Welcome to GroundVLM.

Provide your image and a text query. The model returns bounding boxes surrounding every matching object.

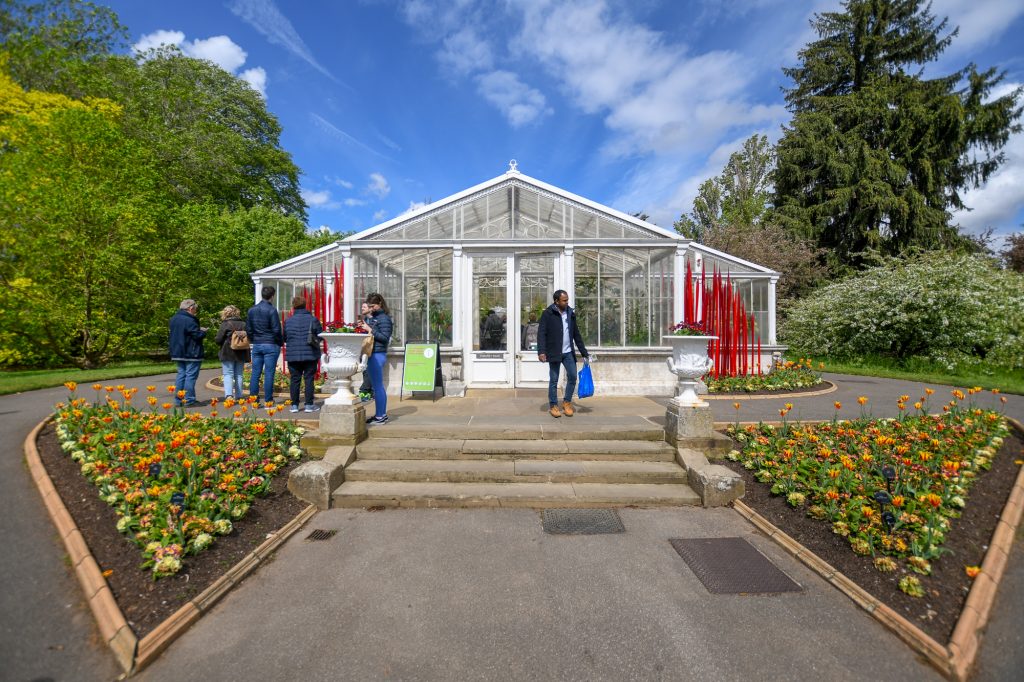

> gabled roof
[344,164,684,242]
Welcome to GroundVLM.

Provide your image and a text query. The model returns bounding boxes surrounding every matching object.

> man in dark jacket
[246,285,283,407]
[169,299,207,407]
[282,295,323,413]
[537,289,589,418]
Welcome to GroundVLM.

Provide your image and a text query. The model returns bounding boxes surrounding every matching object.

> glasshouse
[252,162,782,396]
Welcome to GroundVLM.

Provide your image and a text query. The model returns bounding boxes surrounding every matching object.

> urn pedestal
[319,333,370,439]
[663,335,717,444]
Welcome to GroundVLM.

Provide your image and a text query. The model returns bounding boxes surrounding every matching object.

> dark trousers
[288,360,317,407]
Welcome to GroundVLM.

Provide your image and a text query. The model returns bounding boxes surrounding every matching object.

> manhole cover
[669,537,802,594]
[542,508,625,535]
[305,529,338,542]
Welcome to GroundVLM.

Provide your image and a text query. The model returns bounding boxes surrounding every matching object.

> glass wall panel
[485,188,512,239]
[650,248,675,341]
[404,218,429,240]
[624,249,650,346]
[430,211,454,239]
[538,194,564,239]
[599,251,623,346]
[574,208,599,238]
[598,217,625,239]
[573,249,599,347]
[463,194,489,239]
[515,187,540,239]
[428,251,454,344]
[352,251,380,310]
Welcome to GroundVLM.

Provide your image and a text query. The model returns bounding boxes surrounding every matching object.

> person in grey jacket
[282,295,323,413]
[213,305,248,399]
[246,285,282,407]
[364,293,393,425]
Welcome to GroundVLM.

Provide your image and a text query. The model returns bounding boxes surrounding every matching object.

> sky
[102,0,1024,243]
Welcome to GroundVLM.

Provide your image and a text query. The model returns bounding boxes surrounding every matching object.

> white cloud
[344,198,368,207]
[476,70,552,127]
[301,188,334,208]
[133,29,185,54]
[438,27,493,76]
[402,200,428,216]
[931,0,1024,56]
[185,35,248,72]
[372,209,389,222]
[134,30,267,96]
[330,177,354,189]
[239,67,267,96]
[952,129,1024,238]
[311,114,392,160]
[367,172,391,198]
[228,0,334,80]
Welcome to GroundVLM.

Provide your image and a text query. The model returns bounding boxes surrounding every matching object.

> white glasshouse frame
[252,163,781,394]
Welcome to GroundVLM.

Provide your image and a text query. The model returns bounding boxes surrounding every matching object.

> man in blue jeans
[168,299,207,406]
[246,285,283,407]
[537,289,589,418]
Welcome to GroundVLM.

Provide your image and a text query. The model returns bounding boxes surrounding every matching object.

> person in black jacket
[537,289,589,418]
[214,305,249,399]
[364,292,393,425]
[168,299,207,407]
[283,295,323,413]
[246,285,283,407]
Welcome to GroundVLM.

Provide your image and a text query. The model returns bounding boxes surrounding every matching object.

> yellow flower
[64,381,77,391]
[857,396,868,405]
[965,566,981,579]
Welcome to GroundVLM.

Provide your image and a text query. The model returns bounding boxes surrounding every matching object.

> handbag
[229,329,250,351]
[578,363,594,399]
[360,333,374,357]
[306,321,318,347]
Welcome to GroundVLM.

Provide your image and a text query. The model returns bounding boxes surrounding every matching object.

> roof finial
[508,159,519,173]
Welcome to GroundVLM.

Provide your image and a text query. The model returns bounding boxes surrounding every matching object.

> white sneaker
[289,405,299,413]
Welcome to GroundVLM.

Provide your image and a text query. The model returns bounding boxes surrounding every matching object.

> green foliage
[1002,232,1024,273]
[782,253,1024,370]
[0,94,178,368]
[774,0,1022,268]
[707,359,822,393]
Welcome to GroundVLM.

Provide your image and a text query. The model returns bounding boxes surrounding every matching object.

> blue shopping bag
[578,363,594,399]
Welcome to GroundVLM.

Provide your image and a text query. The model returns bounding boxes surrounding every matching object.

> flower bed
[707,357,823,393]
[726,388,1010,597]
[54,383,304,578]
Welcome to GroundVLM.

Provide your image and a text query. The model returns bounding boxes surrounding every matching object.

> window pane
[473,256,507,351]
[624,249,650,346]
[538,194,564,239]
[574,208,598,238]
[651,248,675,341]
[573,249,599,346]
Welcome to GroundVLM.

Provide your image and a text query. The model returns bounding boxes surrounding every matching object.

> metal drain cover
[669,537,802,594]
[305,529,338,541]
[542,508,625,535]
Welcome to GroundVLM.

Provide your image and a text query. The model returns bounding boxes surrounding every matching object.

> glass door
[514,253,556,387]
[468,255,511,385]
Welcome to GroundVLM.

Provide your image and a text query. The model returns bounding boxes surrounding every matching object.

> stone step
[343,459,688,484]
[331,481,700,509]
[355,439,677,461]
[363,417,665,442]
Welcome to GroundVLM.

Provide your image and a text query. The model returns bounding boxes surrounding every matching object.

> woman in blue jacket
[364,293,393,425]
[282,295,323,413]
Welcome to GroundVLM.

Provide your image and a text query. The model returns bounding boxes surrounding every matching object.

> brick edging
[24,416,318,676]
[733,414,1024,681]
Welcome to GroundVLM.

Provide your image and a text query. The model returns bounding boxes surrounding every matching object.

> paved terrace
[1,372,1022,680]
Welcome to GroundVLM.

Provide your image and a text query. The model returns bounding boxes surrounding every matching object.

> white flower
[80,462,96,475]
[213,519,233,535]
[951,495,966,508]
[153,555,182,576]
[116,517,133,533]
[191,533,213,551]
[104,493,119,504]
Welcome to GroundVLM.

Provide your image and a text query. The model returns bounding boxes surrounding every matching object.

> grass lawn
[0,360,177,395]
[820,356,1024,395]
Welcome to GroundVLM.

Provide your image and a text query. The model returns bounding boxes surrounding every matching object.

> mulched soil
[708,380,831,398]
[723,426,1023,643]
[36,423,309,639]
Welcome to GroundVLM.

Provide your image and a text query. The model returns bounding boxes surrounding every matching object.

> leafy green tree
[172,203,336,319]
[676,135,775,241]
[0,0,125,93]
[0,72,177,368]
[774,0,1022,267]
[1002,232,1024,273]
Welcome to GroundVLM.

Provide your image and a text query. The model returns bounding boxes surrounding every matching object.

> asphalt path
[1,370,1021,681]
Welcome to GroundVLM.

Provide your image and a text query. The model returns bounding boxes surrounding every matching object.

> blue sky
[103,0,1024,241]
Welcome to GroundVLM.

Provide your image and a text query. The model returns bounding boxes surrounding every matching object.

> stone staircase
[328,418,699,508]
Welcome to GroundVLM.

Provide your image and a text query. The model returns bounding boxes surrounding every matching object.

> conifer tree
[774,0,1022,267]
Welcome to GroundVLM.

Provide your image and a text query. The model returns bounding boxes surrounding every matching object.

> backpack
[229,329,250,351]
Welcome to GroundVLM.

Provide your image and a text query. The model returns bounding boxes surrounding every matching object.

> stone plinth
[664,402,714,446]
[676,447,744,507]
[288,445,356,509]
[319,402,368,440]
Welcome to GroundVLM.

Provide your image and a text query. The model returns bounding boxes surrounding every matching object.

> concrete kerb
[702,380,838,400]
[732,415,1024,681]
[23,415,318,676]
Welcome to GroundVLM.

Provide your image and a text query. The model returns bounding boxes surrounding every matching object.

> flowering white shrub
[782,253,1024,369]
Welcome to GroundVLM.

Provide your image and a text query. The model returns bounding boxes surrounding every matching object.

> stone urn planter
[663,335,716,406]
[321,332,370,406]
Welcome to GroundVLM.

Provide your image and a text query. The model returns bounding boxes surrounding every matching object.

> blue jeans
[548,353,578,407]
[249,343,280,403]
[221,360,245,398]
[367,352,388,418]
[175,360,201,405]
